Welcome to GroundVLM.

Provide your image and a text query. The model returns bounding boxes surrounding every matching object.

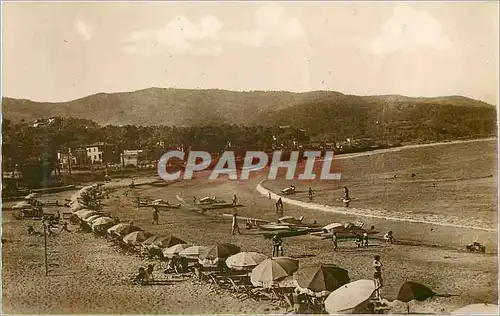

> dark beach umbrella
[151,236,187,249]
[397,281,436,303]
[114,225,142,237]
[398,281,442,314]
[293,263,350,297]
[200,243,241,261]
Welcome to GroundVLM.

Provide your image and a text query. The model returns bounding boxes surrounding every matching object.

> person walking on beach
[373,255,383,300]
[332,232,338,251]
[272,235,283,257]
[343,186,350,200]
[152,209,159,225]
[275,197,284,214]
[363,232,369,247]
[231,213,241,235]
[308,187,314,201]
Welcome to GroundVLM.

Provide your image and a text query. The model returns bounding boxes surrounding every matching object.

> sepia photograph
[1,1,498,315]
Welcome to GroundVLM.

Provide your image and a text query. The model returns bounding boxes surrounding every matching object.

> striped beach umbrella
[251,257,299,288]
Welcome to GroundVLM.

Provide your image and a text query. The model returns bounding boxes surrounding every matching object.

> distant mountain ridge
[2,88,495,128]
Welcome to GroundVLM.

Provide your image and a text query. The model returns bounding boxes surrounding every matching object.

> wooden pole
[44,223,48,276]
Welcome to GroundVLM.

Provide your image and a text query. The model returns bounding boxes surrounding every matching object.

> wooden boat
[259,224,292,231]
[262,228,310,238]
[149,203,182,210]
[222,214,270,224]
[199,203,242,210]
[150,180,169,187]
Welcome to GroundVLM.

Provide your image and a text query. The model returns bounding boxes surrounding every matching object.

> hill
[255,94,497,142]
[2,88,497,142]
[1,88,347,126]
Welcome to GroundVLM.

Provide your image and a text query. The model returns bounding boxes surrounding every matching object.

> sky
[2,1,499,105]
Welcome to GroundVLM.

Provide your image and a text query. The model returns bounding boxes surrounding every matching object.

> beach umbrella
[142,235,163,248]
[293,263,350,297]
[179,246,208,260]
[12,201,32,209]
[73,209,90,218]
[451,303,498,315]
[115,225,142,237]
[85,215,102,223]
[324,279,376,314]
[251,257,299,288]
[397,281,436,303]
[397,281,437,313]
[24,193,40,200]
[163,244,192,259]
[91,217,115,228]
[199,243,241,265]
[71,202,86,212]
[142,235,186,249]
[79,210,98,220]
[226,252,268,271]
[107,223,129,235]
[123,231,152,245]
[151,236,187,249]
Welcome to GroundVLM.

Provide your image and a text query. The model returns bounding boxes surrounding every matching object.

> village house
[121,149,146,167]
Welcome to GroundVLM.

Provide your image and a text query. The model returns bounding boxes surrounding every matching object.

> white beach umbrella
[91,217,115,229]
[179,246,207,260]
[107,223,129,235]
[226,252,268,271]
[324,279,376,314]
[85,215,102,223]
[163,244,192,259]
[451,304,498,315]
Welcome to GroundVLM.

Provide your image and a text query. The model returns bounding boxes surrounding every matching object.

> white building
[85,143,107,163]
[121,149,145,167]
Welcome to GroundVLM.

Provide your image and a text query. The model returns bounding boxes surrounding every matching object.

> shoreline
[257,181,495,232]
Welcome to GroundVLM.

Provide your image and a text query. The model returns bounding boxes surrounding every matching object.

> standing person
[343,186,350,200]
[232,194,238,206]
[231,213,241,235]
[308,187,314,201]
[152,208,159,225]
[272,235,282,257]
[292,288,302,314]
[363,232,369,247]
[373,255,383,300]
[268,192,272,199]
[332,232,338,251]
[193,196,197,205]
[276,197,284,213]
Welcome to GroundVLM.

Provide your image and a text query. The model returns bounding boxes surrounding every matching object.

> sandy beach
[2,139,498,314]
